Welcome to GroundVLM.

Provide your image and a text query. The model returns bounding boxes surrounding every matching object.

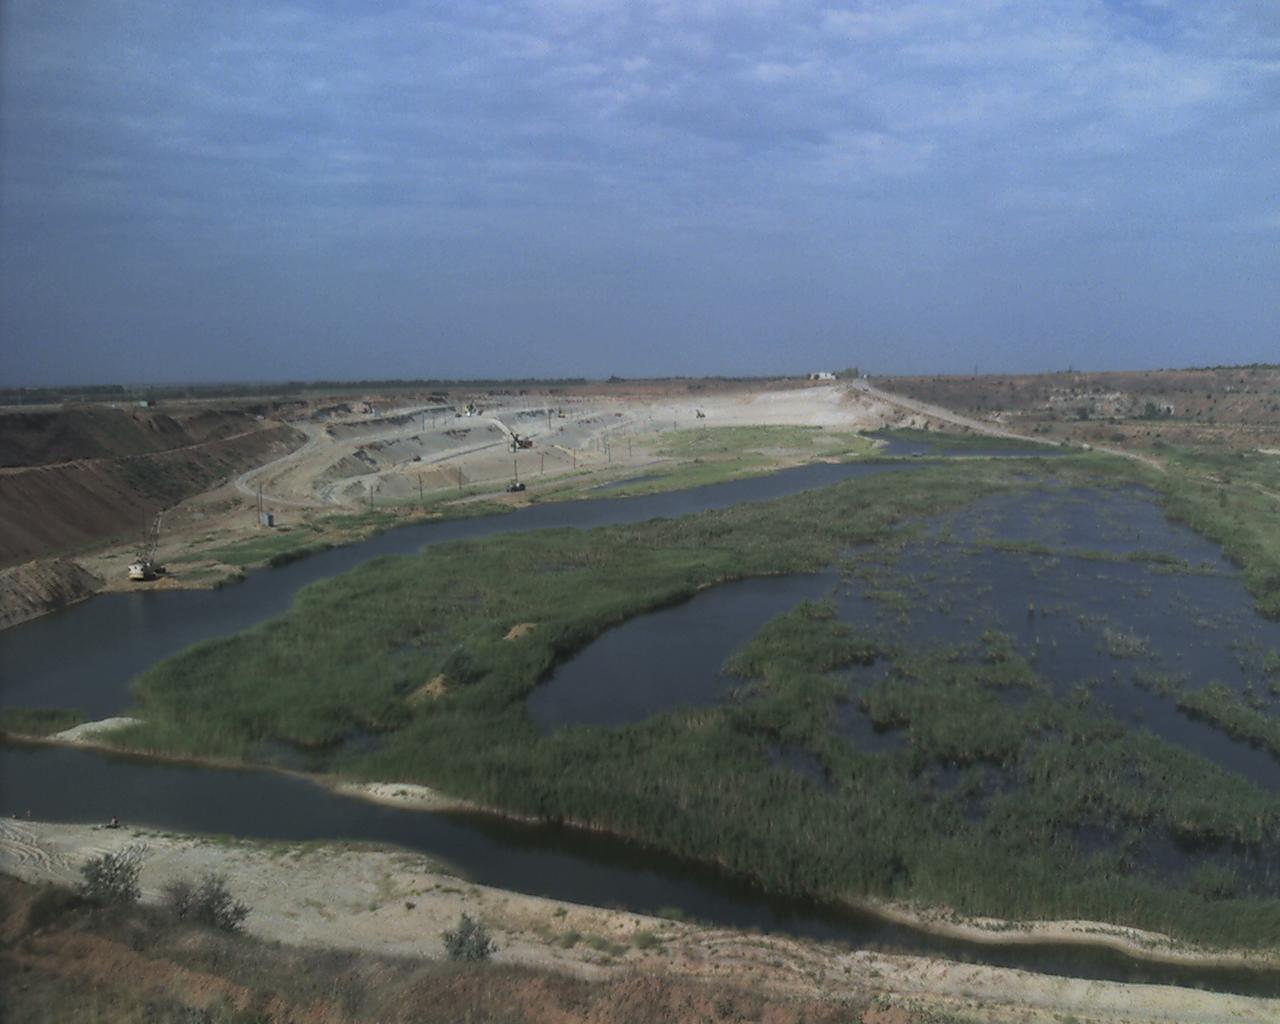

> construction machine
[128,512,165,581]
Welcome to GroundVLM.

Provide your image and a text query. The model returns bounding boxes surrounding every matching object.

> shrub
[632,929,661,950]
[27,884,83,931]
[79,845,144,906]
[442,913,494,961]
[161,877,196,919]
[162,873,250,931]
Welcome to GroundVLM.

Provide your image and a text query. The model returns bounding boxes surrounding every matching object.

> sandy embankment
[2,819,1277,1024]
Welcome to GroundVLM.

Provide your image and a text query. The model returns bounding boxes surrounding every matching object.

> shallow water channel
[4,741,1279,995]
[0,459,909,716]
[4,460,1280,994]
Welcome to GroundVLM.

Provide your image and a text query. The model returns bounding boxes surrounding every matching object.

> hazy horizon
[3,2,1278,387]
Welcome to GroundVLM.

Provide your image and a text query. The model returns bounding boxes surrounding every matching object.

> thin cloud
[1,0,1277,381]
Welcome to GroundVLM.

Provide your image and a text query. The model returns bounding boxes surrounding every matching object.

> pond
[528,572,837,731]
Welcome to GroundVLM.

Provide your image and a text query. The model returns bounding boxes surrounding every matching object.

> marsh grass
[0,707,86,737]
[110,455,1280,947]
[1155,444,1280,619]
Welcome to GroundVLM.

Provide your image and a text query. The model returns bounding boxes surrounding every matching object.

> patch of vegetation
[1155,443,1280,619]
[111,455,1280,948]
[118,461,1021,756]
[1174,683,1280,759]
[443,912,495,961]
[0,707,86,737]
[632,928,662,950]
[79,846,143,906]
[204,530,330,567]
[161,873,251,931]
[873,427,1062,454]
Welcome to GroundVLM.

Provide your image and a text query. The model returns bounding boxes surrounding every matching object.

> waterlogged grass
[121,462,1025,757]
[0,708,86,737]
[111,453,1280,948]
[1135,677,1280,760]
[201,503,509,570]
[1155,443,1280,619]
[205,530,334,568]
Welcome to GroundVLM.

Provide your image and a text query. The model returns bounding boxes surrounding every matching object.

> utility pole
[540,452,545,475]
[418,474,424,506]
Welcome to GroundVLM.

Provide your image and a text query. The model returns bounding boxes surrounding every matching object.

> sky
[1,1,1278,385]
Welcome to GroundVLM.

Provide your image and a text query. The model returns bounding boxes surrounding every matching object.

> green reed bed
[107,454,1280,948]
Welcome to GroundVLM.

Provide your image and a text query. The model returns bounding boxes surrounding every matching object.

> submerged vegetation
[1154,443,1280,619]
[108,450,1280,948]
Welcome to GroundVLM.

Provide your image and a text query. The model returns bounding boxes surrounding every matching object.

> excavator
[127,512,166,581]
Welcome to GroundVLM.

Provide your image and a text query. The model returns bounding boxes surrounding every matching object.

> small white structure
[809,371,836,381]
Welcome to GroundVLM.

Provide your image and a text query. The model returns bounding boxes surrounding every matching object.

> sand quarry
[60,379,948,597]
[233,381,910,510]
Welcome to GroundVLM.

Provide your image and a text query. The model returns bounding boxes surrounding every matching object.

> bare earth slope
[0,559,103,630]
[0,407,305,565]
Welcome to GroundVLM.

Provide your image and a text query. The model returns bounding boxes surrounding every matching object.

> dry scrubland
[873,365,1280,453]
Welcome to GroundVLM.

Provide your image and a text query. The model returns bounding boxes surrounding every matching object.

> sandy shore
[15,720,1280,979]
[2,819,1276,1023]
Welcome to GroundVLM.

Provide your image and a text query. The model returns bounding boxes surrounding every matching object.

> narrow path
[233,424,330,508]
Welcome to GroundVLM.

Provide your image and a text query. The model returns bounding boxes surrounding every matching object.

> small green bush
[442,913,494,961]
[79,846,144,906]
[632,930,661,950]
[162,873,250,931]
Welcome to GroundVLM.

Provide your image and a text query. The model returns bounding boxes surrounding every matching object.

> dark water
[0,460,913,717]
[3,742,1278,995]
[834,489,1280,789]
[528,572,837,731]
